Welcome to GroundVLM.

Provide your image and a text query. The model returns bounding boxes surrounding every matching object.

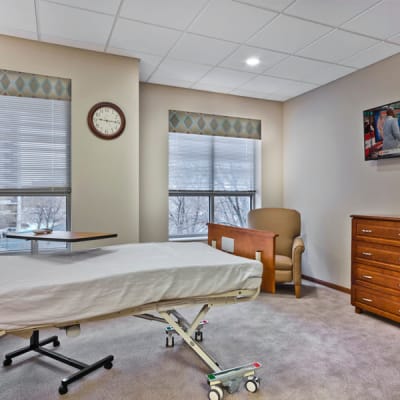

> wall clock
[87,102,126,140]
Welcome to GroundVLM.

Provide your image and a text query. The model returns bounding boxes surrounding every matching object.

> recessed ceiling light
[246,57,260,67]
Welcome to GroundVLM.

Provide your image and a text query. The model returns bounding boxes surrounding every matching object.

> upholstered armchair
[247,208,305,298]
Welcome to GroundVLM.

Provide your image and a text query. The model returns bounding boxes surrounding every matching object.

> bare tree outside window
[168,132,259,239]
[0,196,67,252]
[22,197,66,230]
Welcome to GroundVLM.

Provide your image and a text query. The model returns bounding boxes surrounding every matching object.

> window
[0,73,71,253]
[169,132,260,239]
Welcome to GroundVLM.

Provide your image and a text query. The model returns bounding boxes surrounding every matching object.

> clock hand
[97,118,118,123]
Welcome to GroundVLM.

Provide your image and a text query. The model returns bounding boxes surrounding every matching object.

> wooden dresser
[351,215,400,323]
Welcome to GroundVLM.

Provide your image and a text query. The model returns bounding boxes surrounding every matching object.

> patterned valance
[0,69,71,101]
[169,110,261,139]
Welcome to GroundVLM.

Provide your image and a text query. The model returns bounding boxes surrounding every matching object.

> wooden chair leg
[295,284,301,298]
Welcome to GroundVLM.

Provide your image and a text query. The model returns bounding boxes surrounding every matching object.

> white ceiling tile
[196,67,256,89]
[108,48,162,81]
[231,87,288,101]
[298,29,379,62]
[138,53,163,81]
[188,0,277,42]
[39,1,114,46]
[390,32,400,45]
[265,56,355,84]
[148,76,193,89]
[120,0,209,30]
[234,0,295,12]
[285,0,380,26]
[192,81,236,93]
[341,42,400,68]
[343,1,400,39]
[42,0,121,14]
[248,15,332,54]
[168,33,239,65]
[0,0,37,39]
[40,35,106,52]
[220,45,287,73]
[110,19,181,56]
[240,74,317,97]
[3,0,400,101]
[150,58,212,82]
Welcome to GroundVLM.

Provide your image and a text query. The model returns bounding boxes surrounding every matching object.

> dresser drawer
[354,264,400,291]
[355,220,400,241]
[354,286,400,316]
[354,242,400,266]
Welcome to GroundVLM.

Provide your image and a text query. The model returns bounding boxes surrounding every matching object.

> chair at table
[247,208,305,298]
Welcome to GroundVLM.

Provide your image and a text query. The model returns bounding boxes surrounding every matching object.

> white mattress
[0,242,262,332]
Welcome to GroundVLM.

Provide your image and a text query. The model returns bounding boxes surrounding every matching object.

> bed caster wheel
[53,339,60,347]
[195,331,203,342]
[3,358,12,367]
[245,376,260,393]
[208,385,224,400]
[104,361,113,370]
[58,385,68,395]
[166,336,174,348]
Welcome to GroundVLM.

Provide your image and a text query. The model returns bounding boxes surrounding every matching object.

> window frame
[0,70,71,253]
[168,190,256,240]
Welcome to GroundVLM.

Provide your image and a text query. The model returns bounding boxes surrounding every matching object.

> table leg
[31,240,39,255]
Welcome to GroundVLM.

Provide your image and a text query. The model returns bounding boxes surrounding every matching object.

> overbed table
[5,231,118,254]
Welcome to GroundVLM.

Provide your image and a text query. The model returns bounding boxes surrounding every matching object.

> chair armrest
[292,236,305,285]
[292,236,305,257]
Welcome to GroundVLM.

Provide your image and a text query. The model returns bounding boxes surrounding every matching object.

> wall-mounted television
[363,101,400,160]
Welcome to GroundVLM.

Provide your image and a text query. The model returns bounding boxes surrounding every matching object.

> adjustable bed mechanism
[2,288,261,398]
[135,290,262,400]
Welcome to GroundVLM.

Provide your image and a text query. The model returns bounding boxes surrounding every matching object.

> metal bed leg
[2,330,114,395]
[160,310,221,372]
[159,309,262,400]
[136,305,263,399]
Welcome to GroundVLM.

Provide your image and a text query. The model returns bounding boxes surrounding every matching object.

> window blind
[0,95,71,193]
[169,132,257,192]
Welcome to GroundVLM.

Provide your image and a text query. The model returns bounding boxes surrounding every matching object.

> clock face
[88,102,126,140]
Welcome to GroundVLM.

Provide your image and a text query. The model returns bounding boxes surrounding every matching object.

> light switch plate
[221,236,234,253]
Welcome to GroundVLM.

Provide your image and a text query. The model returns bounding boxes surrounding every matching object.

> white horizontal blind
[0,95,71,193]
[169,133,257,191]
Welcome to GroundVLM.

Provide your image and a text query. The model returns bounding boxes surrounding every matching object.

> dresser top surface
[351,215,400,222]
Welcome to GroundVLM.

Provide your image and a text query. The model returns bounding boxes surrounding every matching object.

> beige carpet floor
[1,282,399,400]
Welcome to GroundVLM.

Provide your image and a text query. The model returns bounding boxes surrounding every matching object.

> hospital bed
[1,223,276,399]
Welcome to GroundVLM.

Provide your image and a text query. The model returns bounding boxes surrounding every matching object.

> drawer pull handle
[362,275,373,279]
[361,229,372,233]
[362,252,372,256]
[362,298,373,303]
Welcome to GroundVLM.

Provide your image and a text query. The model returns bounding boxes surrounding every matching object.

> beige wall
[139,83,283,242]
[0,35,140,246]
[283,53,400,288]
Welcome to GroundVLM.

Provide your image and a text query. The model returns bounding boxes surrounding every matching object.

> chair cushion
[275,254,293,271]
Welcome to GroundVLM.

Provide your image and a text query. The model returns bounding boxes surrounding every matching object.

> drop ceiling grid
[2,0,400,100]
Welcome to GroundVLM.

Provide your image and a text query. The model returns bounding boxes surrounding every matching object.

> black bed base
[3,330,114,395]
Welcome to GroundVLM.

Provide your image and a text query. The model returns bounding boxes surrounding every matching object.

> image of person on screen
[382,107,400,150]
[376,110,385,141]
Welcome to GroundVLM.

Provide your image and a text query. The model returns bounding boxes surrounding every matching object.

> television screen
[363,101,400,160]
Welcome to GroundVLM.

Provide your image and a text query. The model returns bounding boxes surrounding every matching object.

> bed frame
[207,223,277,293]
[2,224,277,399]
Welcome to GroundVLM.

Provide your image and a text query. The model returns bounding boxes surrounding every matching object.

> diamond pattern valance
[0,69,71,101]
[169,110,261,139]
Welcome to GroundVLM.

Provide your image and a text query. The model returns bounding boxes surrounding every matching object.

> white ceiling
[2,0,400,101]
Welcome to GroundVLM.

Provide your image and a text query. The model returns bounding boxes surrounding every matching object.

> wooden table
[5,231,118,254]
